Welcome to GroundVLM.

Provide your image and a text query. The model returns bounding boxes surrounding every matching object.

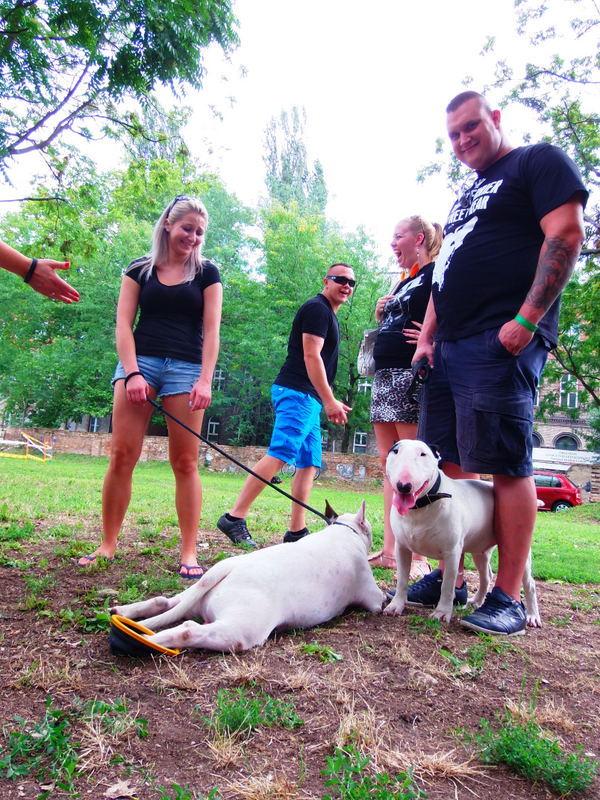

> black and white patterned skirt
[370,367,419,424]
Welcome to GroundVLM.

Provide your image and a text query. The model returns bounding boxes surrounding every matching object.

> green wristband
[515,313,538,333]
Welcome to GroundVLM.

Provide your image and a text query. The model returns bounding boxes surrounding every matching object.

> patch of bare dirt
[0,523,598,800]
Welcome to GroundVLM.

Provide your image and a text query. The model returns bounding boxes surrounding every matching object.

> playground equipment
[0,431,54,462]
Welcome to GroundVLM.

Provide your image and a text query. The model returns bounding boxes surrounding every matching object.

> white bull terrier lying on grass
[111,502,386,652]
[383,440,541,629]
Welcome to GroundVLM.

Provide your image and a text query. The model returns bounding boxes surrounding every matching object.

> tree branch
[7,62,94,153]
[527,68,600,86]
[0,196,67,203]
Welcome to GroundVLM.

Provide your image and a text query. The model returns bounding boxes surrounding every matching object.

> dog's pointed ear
[324,500,338,523]
[356,500,367,527]
[429,443,442,462]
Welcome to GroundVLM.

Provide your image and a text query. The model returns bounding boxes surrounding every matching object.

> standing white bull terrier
[111,502,386,652]
[383,440,541,630]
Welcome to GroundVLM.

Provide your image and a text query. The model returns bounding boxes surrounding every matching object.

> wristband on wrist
[124,371,144,387]
[514,313,538,333]
[23,258,38,283]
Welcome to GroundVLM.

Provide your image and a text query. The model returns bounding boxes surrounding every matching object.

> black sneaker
[460,587,526,636]
[386,568,468,606]
[217,514,258,547]
[283,527,310,543]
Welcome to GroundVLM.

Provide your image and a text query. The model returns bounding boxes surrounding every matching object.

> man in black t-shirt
[414,91,587,635]
[217,263,354,546]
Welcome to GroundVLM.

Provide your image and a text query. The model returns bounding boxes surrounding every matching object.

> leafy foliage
[0,150,252,427]
[264,107,328,213]
[204,685,303,735]
[0,0,238,176]
[461,711,597,794]
[323,747,425,800]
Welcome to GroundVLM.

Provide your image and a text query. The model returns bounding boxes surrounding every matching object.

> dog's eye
[420,452,427,457]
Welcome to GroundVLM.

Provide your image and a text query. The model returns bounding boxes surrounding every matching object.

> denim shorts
[112,355,201,397]
[418,328,549,477]
[267,385,323,469]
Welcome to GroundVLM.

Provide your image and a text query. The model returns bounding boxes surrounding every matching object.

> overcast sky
[180,0,535,263]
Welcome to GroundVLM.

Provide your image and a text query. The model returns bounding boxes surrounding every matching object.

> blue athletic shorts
[267,385,323,469]
[112,355,201,397]
[418,328,549,477]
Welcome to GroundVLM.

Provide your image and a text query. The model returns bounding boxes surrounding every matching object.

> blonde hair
[139,196,209,282]
[403,215,444,260]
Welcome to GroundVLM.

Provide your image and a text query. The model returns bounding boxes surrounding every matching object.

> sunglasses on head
[326,275,356,288]
[166,194,190,216]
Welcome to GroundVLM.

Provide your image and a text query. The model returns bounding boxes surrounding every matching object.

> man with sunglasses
[413,91,587,635]
[218,263,354,546]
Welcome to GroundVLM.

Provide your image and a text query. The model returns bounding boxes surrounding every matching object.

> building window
[555,434,578,451]
[353,431,368,454]
[532,432,542,447]
[357,379,372,394]
[207,418,219,442]
[213,369,225,392]
[559,374,578,409]
[88,416,101,433]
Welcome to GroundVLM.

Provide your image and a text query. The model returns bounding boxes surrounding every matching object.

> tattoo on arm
[525,236,578,311]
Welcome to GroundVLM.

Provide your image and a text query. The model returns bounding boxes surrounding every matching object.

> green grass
[203,685,303,736]
[301,642,344,662]
[0,453,599,583]
[459,711,597,795]
[323,747,425,800]
[0,695,148,796]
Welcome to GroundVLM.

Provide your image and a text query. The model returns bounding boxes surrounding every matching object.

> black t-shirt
[432,143,588,346]
[125,257,221,363]
[273,294,340,401]
[373,262,434,370]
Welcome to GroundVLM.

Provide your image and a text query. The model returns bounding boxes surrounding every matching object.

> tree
[264,107,328,213]
[0,0,238,179]
[0,150,253,427]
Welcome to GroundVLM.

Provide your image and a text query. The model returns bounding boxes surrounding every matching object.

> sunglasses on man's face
[326,275,356,288]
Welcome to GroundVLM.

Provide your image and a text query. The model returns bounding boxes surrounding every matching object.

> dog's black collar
[332,521,358,532]
[412,470,452,509]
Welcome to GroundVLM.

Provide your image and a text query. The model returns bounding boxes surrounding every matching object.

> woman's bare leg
[163,393,204,573]
[79,382,154,564]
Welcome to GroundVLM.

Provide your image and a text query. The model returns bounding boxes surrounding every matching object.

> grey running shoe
[460,587,526,635]
[283,527,310,543]
[217,514,257,547]
[386,568,468,606]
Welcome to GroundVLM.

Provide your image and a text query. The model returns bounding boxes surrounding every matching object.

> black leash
[406,356,431,403]
[147,398,329,524]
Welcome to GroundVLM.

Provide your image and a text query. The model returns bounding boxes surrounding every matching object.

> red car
[534,472,582,512]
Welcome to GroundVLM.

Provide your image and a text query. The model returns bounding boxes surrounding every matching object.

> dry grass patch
[505,698,576,732]
[13,655,84,695]
[334,704,390,770]
[219,651,271,685]
[206,729,247,768]
[390,641,449,682]
[277,665,321,693]
[77,700,147,772]
[154,660,201,692]
[387,747,488,787]
[223,771,311,800]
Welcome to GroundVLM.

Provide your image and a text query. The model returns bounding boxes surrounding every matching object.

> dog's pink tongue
[392,490,417,516]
